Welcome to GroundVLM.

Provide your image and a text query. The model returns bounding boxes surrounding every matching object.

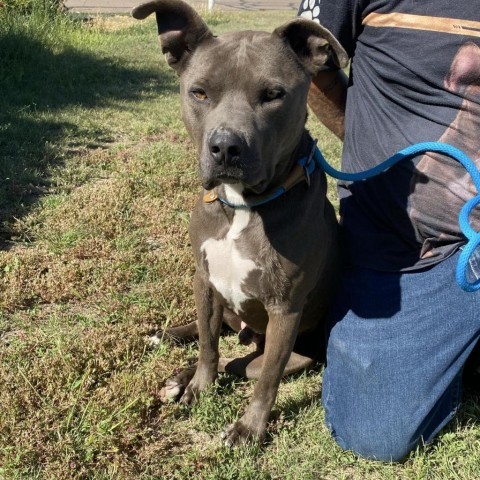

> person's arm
[298,0,368,140]
[308,69,349,140]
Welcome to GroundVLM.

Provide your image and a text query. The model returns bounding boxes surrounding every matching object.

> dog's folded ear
[274,19,348,76]
[132,0,213,73]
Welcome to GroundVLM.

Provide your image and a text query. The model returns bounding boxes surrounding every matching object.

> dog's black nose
[208,129,243,165]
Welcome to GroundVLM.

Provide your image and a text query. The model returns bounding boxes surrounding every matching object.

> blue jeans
[322,249,480,461]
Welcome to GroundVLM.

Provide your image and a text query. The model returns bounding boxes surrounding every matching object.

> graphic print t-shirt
[299,0,480,271]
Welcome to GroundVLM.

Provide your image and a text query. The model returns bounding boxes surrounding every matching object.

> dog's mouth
[201,162,269,193]
[203,175,238,190]
[203,175,269,195]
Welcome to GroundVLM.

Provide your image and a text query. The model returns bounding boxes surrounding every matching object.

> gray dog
[132,0,347,446]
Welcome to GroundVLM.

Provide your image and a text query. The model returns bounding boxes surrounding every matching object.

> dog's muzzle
[201,127,261,189]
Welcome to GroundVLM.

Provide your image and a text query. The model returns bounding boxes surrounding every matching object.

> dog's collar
[203,139,319,209]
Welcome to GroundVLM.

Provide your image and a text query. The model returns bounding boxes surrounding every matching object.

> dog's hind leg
[159,365,197,403]
[151,309,247,347]
[219,351,314,379]
[150,321,200,347]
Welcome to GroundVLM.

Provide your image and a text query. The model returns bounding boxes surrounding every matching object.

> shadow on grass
[0,24,176,249]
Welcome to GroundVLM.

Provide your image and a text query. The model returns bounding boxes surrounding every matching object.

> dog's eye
[263,88,285,102]
[191,89,208,102]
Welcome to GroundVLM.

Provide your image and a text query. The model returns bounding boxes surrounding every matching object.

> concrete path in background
[64,0,298,13]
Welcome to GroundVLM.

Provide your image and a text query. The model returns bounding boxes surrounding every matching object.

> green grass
[0,6,479,480]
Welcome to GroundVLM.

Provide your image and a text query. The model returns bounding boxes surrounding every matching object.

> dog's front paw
[221,419,266,447]
[179,369,217,405]
[179,384,201,405]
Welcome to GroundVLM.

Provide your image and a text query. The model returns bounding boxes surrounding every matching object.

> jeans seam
[322,369,347,448]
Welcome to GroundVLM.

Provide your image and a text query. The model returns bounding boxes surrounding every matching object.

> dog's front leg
[180,272,223,405]
[221,306,301,446]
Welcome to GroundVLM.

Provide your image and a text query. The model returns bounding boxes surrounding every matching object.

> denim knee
[323,372,464,462]
[321,251,479,462]
[327,416,417,462]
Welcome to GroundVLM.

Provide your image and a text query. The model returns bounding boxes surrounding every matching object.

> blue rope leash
[313,141,480,292]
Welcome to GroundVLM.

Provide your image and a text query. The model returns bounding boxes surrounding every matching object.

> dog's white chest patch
[201,188,258,314]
